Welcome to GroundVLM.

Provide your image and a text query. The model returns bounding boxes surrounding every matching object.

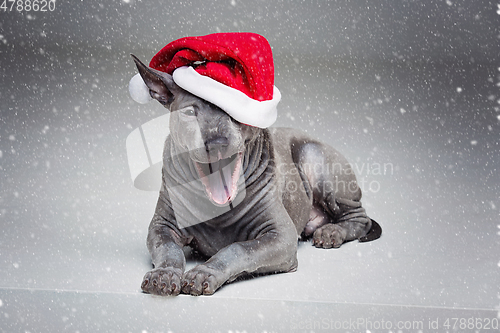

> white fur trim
[172,66,280,128]
[129,73,152,104]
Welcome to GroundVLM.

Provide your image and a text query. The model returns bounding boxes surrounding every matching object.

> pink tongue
[206,160,234,205]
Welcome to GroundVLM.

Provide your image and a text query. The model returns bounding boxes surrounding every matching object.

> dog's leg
[181,204,299,296]
[293,140,378,248]
[312,197,372,248]
[141,214,188,296]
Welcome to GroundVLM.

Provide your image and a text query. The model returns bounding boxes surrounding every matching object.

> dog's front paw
[312,224,347,249]
[141,267,183,296]
[181,265,225,296]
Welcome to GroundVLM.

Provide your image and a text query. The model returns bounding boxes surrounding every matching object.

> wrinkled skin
[132,55,382,296]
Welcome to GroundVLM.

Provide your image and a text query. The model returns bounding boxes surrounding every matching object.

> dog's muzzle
[195,152,243,206]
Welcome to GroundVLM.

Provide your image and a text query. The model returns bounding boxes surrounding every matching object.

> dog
[131,55,381,296]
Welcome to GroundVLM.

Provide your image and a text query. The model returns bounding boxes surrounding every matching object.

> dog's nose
[204,137,229,152]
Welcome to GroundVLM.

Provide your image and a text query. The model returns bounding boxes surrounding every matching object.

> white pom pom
[129,73,152,104]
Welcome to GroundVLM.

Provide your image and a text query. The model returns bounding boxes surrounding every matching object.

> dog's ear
[130,54,179,108]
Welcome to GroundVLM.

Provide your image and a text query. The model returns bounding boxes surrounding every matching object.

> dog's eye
[178,106,196,117]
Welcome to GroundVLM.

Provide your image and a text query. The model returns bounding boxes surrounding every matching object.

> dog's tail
[358,219,382,243]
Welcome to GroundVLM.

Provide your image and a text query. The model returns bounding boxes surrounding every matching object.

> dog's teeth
[196,153,243,206]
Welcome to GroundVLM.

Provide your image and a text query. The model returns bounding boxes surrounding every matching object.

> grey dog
[132,55,382,296]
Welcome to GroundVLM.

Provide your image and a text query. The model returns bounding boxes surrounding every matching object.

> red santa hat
[129,32,281,128]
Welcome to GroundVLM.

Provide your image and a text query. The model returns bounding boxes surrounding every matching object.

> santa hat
[129,32,281,128]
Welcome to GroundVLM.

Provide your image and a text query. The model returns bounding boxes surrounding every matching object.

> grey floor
[1,1,499,332]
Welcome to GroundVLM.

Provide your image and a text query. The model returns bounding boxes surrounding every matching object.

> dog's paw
[141,267,183,296]
[312,224,347,249]
[181,265,225,296]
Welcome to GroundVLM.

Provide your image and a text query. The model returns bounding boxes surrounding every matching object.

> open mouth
[194,152,243,206]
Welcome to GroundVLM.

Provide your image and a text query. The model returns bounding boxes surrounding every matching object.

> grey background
[1,0,499,332]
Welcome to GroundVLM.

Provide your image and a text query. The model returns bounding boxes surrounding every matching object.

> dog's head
[132,55,261,206]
